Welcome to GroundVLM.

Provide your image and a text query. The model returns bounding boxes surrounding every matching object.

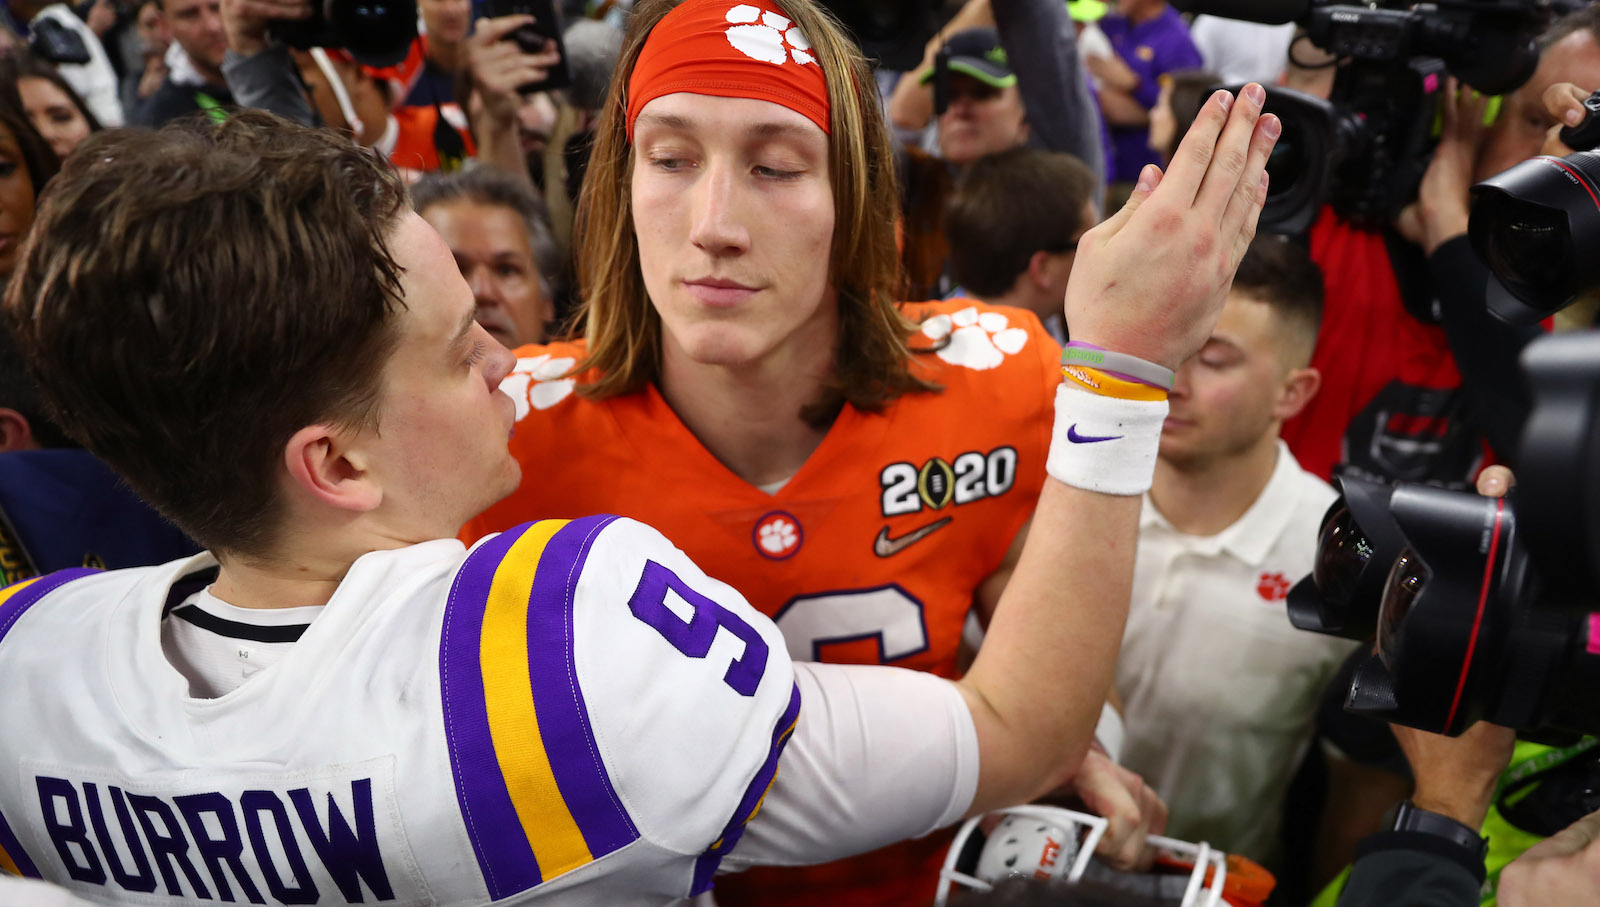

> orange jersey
[463,297,1061,905]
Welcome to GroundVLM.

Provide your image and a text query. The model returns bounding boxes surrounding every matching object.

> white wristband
[1094,702,1125,765]
[1046,383,1169,495]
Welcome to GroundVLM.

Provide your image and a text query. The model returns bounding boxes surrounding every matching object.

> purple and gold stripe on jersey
[440,515,638,900]
[0,569,98,649]
[0,807,40,878]
[0,569,99,878]
[691,683,802,895]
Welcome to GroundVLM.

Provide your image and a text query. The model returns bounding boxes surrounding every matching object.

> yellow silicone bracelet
[1061,365,1170,402]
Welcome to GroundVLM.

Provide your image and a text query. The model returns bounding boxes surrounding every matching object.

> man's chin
[484,458,524,511]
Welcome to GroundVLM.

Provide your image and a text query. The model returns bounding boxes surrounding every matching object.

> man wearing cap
[888,0,1104,298]
[1095,0,1202,184]
[889,0,1102,179]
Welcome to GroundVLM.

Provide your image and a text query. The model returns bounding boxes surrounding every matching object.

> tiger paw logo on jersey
[502,354,578,421]
[724,4,815,65]
[920,306,1031,371]
[753,511,803,559]
[1257,571,1292,602]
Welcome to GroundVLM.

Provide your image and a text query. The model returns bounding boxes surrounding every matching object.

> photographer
[1398,7,1600,464]
[1272,8,1600,494]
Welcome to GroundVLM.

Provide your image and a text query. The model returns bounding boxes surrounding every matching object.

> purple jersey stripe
[0,806,41,878]
[440,524,544,900]
[691,683,803,895]
[0,569,99,649]
[524,514,639,861]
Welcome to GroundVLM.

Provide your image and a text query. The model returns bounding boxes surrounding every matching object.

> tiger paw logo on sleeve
[920,306,1031,371]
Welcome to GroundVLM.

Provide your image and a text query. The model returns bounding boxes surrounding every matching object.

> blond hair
[571,0,936,424]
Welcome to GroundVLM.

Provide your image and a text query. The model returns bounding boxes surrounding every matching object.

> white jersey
[0,516,800,905]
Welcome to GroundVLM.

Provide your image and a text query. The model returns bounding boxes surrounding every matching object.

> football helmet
[935,804,1275,907]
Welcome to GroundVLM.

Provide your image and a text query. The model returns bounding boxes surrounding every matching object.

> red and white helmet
[935,804,1249,907]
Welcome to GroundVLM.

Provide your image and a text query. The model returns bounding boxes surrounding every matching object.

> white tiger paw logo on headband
[725,4,815,65]
[921,306,1031,371]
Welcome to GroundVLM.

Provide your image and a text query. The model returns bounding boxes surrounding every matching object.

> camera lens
[1312,504,1372,605]
[1265,131,1302,202]
[1471,151,1600,321]
[1378,547,1429,665]
[1481,203,1571,292]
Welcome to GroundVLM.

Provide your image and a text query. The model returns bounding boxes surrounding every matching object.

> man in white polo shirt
[1114,234,1358,870]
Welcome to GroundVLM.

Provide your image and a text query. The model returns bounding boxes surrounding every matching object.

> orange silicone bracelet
[1061,365,1170,402]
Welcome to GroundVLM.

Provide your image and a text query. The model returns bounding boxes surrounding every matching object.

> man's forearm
[1098,87,1149,127]
[887,48,938,132]
[993,0,1103,184]
[472,108,536,191]
[958,476,1139,814]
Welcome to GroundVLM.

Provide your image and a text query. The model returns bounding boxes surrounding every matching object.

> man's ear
[1275,366,1322,422]
[1025,249,1057,291]
[282,424,382,514]
[0,409,36,453]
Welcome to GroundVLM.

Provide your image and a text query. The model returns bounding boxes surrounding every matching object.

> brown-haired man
[944,146,1099,343]
[0,2,1276,901]
[1114,235,1356,869]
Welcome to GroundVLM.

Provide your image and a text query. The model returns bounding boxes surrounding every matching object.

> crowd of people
[0,0,1599,905]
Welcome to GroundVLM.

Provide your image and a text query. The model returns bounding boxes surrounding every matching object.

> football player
[462,0,1274,902]
[0,3,1276,906]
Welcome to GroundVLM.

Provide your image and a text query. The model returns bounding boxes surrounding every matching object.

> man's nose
[688,159,752,257]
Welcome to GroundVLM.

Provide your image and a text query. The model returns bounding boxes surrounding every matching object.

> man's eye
[754,166,802,180]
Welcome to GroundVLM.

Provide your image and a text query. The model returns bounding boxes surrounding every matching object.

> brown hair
[0,51,103,140]
[571,0,935,425]
[0,73,58,202]
[4,110,409,557]
[1542,3,1600,48]
[413,167,565,305]
[945,148,1096,298]
[1231,234,1324,366]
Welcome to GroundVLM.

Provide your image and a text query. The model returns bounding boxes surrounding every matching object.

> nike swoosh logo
[874,516,954,558]
[1067,424,1122,443]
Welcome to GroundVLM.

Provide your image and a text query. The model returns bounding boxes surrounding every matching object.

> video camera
[1286,130,1600,739]
[1173,0,1555,234]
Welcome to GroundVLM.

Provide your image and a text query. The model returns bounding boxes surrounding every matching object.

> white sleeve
[721,661,980,870]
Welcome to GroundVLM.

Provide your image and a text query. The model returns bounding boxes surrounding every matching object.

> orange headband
[626,0,831,141]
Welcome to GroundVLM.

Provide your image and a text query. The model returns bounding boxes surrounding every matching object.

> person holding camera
[1280,6,1600,492]
[1395,8,1600,465]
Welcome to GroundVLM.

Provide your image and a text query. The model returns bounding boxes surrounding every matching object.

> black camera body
[1292,332,1600,739]
[1182,0,1552,234]
[272,0,418,68]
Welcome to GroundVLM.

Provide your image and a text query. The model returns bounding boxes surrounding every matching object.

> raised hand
[1063,83,1280,370]
[467,16,563,124]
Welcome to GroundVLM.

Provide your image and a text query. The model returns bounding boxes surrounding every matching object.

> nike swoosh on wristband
[873,516,954,558]
[1067,424,1123,443]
